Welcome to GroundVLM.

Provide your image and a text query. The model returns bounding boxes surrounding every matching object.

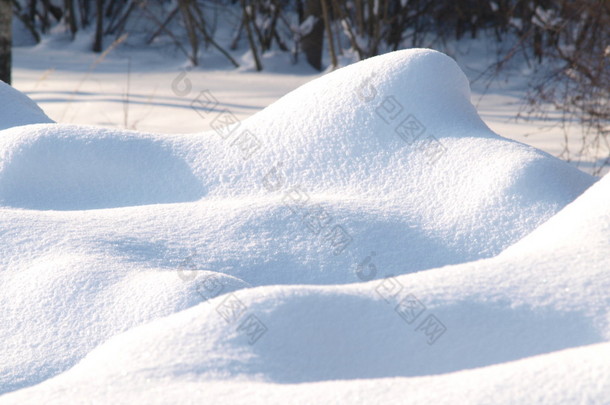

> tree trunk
[92,0,104,52]
[178,0,199,66]
[301,0,324,71]
[64,0,77,38]
[80,0,90,28]
[0,0,12,84]
[320,0,336,69]
[240,0,262,71]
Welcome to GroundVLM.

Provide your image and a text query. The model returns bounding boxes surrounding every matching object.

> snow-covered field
[1,46,609,403]
[12,38,608,175]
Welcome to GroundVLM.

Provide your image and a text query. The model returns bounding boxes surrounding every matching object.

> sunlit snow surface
[1,49,608,404]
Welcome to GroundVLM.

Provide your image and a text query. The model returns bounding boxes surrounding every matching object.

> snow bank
[0,49,595,276]
[0,49,603,402]
[0,125,205,210]
[3,172,609,404]
[0,81,53,130]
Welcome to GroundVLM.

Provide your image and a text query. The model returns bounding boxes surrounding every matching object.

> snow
[0,125,206,210]
[1,48,607,403]
[13,40,607,176]
[0,81,53,130]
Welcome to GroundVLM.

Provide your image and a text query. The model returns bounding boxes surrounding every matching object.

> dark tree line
[0,0,607,170]
[0,0,11,84]
[5,1,606,68]
[518,0,609,171]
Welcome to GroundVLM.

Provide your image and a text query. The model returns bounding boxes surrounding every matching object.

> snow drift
[0,126,206,210]
[0,81,53,130]
[0,49,605,403]
[5,174,609,403]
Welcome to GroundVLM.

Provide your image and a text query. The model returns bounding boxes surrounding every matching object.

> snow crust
[0,49,606,403]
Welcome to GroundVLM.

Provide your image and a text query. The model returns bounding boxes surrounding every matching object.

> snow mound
[4,173,609,403]
[0,82,53,130]
[0,252,249,395]
[0,49,603,402]
[0,49,595,270]
[0,125,206,210]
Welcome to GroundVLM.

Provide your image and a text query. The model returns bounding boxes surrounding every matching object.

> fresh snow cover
[2,163,609,404]
[0,81,53,130]
[13,42,606,174]
[0,49,606,403]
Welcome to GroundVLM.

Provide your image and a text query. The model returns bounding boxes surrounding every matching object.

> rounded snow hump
[0,48,604,401]
[0,81,54,130]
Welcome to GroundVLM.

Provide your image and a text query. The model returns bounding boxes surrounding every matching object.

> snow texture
[0,81,53,130]
[0,49,606,404]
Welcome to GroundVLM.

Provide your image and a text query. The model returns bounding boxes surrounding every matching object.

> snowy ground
[11,40,608,176]
[12,44,316,134]
[1,46,609,403]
